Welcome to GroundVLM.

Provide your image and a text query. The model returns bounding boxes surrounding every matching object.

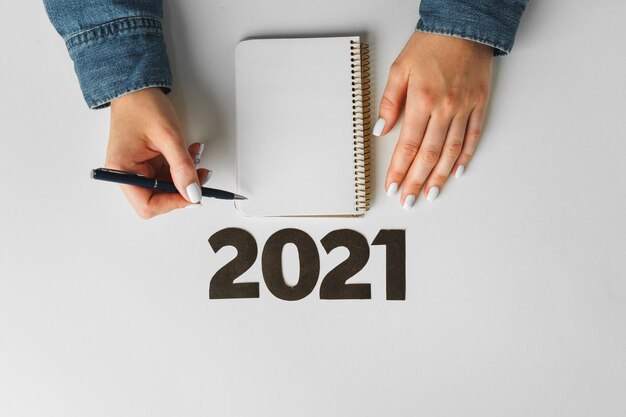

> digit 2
[208,228,259,299]
[319,229,371,299]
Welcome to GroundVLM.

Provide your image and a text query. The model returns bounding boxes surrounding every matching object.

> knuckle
[379,95,396,113]
[443,90,460,110]
[444,142,463,157]
[419,148,441,165]
[418,89,435,110]
[387,62,408,84]
[398,141,420,156]
[405,180,424,194]
[432,174,448,185]
[389,61,404,76]
[466,129,482,143]
[475,85,490,102]
[461,150,474,161]
[387,168,406,180]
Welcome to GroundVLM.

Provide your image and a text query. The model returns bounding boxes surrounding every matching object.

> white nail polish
[455,165,465,178]
[426,187,439,202]
[185,203,202,209]
[186,182,202,203]
[194,143,205,168]
[386,182,399,197]
[372,118,385,137]
[403,195,416,210]
[202,170,213,185]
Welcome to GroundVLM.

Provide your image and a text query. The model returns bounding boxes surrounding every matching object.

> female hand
[374,31,493,209]
[105,88,209,219]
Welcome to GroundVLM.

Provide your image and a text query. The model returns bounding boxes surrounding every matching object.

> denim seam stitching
[90,81,171,109]
[66,17,163,50]
[415,22,511,55]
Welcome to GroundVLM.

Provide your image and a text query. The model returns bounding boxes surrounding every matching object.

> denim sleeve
[44,0,172,109]
[416,0,529,56]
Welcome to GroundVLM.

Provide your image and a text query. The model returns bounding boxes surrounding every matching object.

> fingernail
[403,195,416,210]
[386,182,398,197]
[426,186,439,202]
[455,165,465,178]
[202,170,213,185]
[186,182,202,203]
[185,203,202,209]
[372,118,385,137]
[194,143,205,168]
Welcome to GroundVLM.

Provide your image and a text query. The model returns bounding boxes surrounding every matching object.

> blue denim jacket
[417,0,528,56]
[44,0,528,109]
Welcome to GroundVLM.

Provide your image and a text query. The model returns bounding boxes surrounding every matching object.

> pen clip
[97,168,145,177]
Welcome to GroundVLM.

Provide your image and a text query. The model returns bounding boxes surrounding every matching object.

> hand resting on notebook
[105,88,210,218]
[374,31,493,209]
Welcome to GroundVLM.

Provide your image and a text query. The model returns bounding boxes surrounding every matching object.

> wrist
[415,31,493,58]
[111,87,165,109]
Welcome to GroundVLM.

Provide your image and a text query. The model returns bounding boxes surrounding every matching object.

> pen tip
[234,194,247,200]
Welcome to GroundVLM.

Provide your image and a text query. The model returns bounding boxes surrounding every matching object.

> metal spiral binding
[350,40,371,213]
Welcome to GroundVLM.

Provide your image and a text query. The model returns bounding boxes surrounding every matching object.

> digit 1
[371,230,406,300]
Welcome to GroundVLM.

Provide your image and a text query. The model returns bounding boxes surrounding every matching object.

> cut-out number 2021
[208,228,405,301]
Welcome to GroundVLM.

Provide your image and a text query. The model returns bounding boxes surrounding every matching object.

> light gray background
[1,1,625,416]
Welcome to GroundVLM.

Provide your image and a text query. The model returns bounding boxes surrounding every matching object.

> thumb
[158,133,202,203]
[373,63,409,137]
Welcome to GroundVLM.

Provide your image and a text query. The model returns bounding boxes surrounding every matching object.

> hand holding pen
[105,89,215,218]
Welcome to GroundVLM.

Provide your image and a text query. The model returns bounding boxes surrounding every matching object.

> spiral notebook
[234,36,371,217]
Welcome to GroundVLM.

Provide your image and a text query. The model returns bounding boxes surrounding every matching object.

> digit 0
[261,229,320,301]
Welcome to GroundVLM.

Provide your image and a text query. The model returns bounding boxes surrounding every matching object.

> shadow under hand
[163,1,224,158]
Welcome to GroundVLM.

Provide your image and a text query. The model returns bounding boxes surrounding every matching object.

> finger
[189,142,205,168]
[384,92,431,196]
[373,62,409,137]
[120,185,191,219]
[156,142,206,178]
[452,104,486,178]
[198,168,211,185]
[423,113,469,200]
[189,143,210,184]
[400,114,452,209]
[191,144,211,185]
[156,133,202,203]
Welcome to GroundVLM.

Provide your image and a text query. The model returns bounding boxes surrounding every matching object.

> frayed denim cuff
[416,0,528,56]
[65,16,172,109]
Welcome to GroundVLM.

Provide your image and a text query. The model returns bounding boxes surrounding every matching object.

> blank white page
[235,36,359,216]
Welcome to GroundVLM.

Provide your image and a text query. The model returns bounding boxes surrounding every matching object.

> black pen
[91,168,247,200]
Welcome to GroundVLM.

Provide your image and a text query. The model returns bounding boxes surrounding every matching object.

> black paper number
[372,230,406,300]
[208,228,405,300]
[262,229,320,301]
[319,229,371,299]
[208,228,259,299]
